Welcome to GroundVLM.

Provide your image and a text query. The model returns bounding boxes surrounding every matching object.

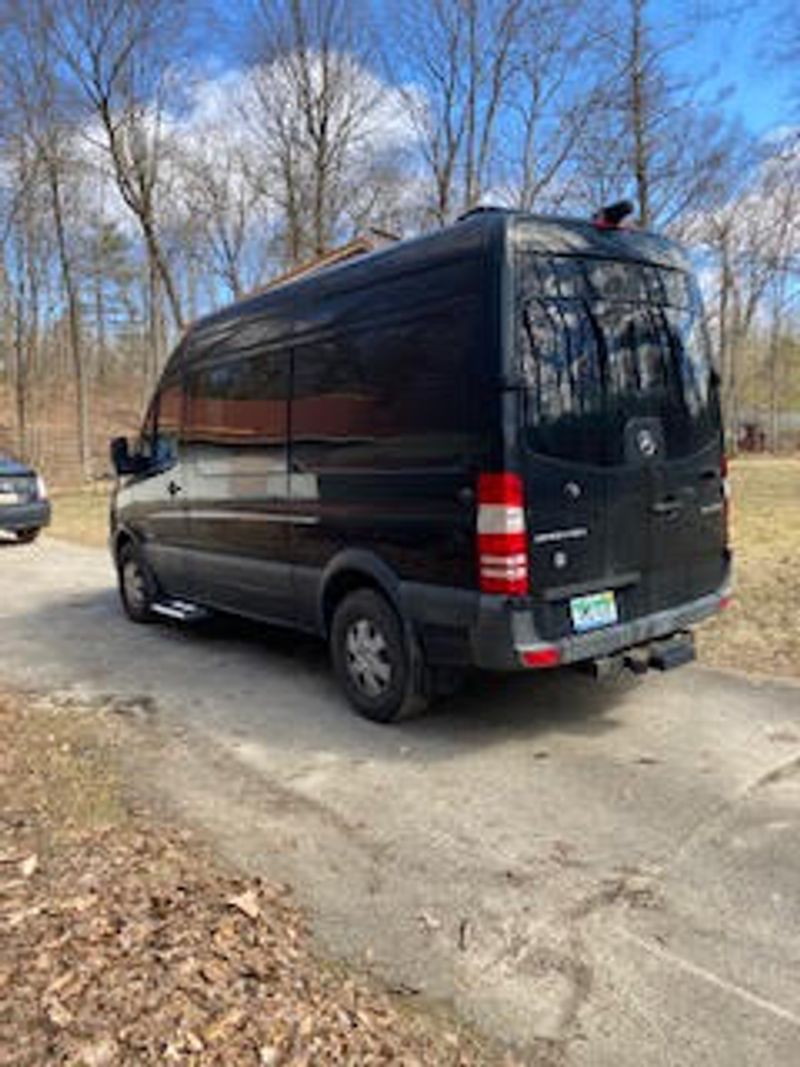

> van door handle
[457,486,475,506]
[167,480,182,497]
[652,498,682,516]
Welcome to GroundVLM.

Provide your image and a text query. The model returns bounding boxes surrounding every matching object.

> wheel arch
[111,524,140,566]
[319,550,404,636]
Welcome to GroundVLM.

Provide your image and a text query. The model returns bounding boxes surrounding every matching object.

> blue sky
[669,1,795,135]
[203,0,794,138]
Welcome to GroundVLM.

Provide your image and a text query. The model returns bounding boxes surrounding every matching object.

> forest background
[1,0,798,484]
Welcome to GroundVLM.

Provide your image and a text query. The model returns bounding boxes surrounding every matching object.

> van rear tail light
[477,472,529,595]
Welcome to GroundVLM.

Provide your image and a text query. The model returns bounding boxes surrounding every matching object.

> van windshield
[515,254,720,465]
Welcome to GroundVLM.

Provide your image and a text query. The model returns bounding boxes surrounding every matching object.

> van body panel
[520,441,727,643]
[124,370,192,595]
[127,478,190,596]
[171,310,295,617]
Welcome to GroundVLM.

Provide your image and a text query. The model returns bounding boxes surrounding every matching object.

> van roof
[508,211,690,271]
[183,209,690,355]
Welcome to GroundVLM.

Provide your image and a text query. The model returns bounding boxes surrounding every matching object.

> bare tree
[1,0,92,475]
[691,136,800,445]
[172,126,272,300]
[395,0,532,223]
[578,0,741,229]
[80,219,139,382]
[507,0,607,211]
[247,0,387,266]
[49,0,187,361]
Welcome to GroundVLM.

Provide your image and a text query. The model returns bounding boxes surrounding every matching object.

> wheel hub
[345,618,392,697]
[122,558,146,611]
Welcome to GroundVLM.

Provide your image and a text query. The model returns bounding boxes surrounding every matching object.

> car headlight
[36,474,48,500]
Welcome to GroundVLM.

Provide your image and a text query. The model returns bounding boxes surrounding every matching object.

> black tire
[117,541,158,624]
[16,528,40,544]
[330,589,429,723]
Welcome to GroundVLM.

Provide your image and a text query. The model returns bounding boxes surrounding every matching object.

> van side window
[139,377,183,468]
[292,300,482,469]
[185,353,289,469]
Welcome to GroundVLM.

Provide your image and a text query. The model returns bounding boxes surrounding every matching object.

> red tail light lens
[477,472,529,595]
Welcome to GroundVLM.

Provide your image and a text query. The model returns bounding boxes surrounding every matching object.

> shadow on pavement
[6,584,628,758]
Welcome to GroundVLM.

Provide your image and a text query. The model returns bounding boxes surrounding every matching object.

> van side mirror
[110,436,140,475]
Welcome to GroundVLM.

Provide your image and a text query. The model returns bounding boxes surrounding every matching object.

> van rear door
[513,251,728,644]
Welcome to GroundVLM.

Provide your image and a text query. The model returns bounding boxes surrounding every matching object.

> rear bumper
[0,500,51,533]
[471,586,729,671]
[404,579,730,672]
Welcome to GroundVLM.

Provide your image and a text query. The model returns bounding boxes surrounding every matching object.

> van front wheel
[117,541,157,624]
[330,589,428,723]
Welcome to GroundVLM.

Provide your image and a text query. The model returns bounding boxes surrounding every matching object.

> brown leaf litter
[0,693,524,1066]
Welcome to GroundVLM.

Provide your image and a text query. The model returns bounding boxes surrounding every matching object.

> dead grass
[48,485,111,548]
[697,455,800,679]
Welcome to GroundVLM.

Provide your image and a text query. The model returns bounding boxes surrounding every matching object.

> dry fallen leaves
[227,887,261,921]
[0,693,517,1067]
[19,853,38,878]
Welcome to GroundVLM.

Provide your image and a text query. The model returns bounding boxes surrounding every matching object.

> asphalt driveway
[2,536,799,1064]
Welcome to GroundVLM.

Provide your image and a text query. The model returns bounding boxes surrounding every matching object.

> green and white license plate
[0,491,19,506]
[570,590,618,633]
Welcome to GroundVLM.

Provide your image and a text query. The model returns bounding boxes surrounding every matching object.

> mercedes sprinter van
[110,207,731,721]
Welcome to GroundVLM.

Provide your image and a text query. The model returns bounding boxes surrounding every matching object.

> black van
[110,208,731,722]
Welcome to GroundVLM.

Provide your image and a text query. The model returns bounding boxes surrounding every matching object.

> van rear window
[516,254,720,465]
[517,255,691,308]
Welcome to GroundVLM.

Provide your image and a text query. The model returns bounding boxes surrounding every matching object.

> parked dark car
[0,453,51,543]
[110,206,731,721]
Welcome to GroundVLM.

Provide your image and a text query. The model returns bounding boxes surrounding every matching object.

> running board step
[151,599,210,622]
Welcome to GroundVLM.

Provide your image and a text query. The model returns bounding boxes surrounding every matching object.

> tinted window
[516,255,692,308]
[139,376,183,467]
[517,254,719,465]
[292,297,488,469]
[186,354,289,448]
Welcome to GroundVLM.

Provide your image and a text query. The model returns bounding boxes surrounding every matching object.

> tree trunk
[630,0,650,227]
[463,0,478,210]
[13,286,28,460]
[95,271,108,383]
[768,292,784,453]
[48,163,90,479]
[717,235,736,450]
[140,213,184,333]
[147,257,162,390]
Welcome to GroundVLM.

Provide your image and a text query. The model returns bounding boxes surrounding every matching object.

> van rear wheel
[330,589,429,723]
